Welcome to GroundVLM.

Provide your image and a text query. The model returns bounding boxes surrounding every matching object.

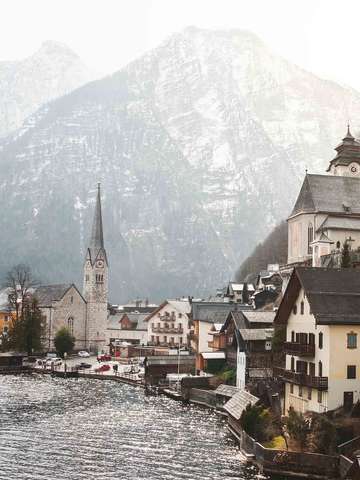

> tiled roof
[242,311,276,324]
[34,284,72,306]
[238,328,273,341]
[318,216,360,232]
[215,384,240,397]
[290,174,360,217]
[288,267,360,325]
[224,390,259,420]
[191,302,238,323]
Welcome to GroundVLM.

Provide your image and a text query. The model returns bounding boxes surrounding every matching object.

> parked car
[97,354,112,362]
[95,364,110,373]
[46,352,57,359]
[74,362,92,370]
[46,357,62,367]
[78,351,90,358]
[35,359,47,368]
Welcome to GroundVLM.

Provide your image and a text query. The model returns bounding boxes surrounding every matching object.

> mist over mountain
[0,40,96,137]
[1,27,360,302]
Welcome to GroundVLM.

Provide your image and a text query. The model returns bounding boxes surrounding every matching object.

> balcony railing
[284,342,315,357]
[152,326,183,334]
[274,367,328,391]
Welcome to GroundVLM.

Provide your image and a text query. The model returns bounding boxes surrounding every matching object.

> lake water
[0,374,263,480]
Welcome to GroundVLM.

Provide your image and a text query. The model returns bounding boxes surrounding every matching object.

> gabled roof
[144,299,191,321]
[191,301,239,323]
[223,390,259,420]
[290,174,360,218]
[34,284,75,306]
[242,311,276,324]
[275,267,360,326]
[318,216,360,232]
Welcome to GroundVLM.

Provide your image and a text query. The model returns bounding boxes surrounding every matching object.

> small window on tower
[86,275,89,282]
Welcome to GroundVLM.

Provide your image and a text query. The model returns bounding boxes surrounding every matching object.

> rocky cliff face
[0,41,96,137]
[1,27,360,301]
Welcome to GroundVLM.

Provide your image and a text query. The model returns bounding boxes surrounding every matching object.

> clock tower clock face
[96,260,104,268]
[350,163,359,175]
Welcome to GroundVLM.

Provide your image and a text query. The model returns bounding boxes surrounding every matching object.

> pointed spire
[90,183,104,249]
[343,123,355,141]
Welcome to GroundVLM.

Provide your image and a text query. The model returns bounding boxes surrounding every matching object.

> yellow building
[275,267,360,413]
[0,288,15,339]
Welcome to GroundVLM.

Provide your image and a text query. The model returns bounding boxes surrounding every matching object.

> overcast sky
[1,0,359,89]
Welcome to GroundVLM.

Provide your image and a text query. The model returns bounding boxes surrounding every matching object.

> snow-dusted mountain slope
[1,27,360,301]
[0,41,96,137]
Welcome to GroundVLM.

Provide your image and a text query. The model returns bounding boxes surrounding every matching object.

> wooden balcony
[284,342,315,357]
[152,326,183,334]
[274,367,328,390]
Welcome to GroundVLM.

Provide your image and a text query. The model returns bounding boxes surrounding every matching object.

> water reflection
[0,375,261,480]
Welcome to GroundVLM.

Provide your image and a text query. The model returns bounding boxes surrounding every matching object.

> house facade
[145,299,191,348]
[275,267,360,413]
[107,312,149,349]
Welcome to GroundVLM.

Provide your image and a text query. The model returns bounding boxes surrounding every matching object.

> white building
[145,299,191,347]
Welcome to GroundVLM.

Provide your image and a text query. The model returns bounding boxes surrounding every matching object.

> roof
[107,312,148,330]
[215,384,240,397]
[191,301,239,323]
[223,390,259,420]
[238,328,273,341]
[275,267,360,325]
[34,284,73,306]
[318,216,360,232]
[290,174,360,218]
[145,299,191,321]
[242,311,276,324]
[146,355,195,366]
[88,183,105,264]
[201,352,226,359]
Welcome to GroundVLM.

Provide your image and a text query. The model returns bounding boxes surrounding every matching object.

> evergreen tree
[341,241,351,268]
[54,327,75,358]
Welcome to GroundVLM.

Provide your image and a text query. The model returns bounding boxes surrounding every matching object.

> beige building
[275,267,360,413]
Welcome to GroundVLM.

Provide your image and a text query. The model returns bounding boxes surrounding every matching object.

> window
[318,390,322,403]
[290,384,294,394]
[347,332,357,349]
[170,337,174,344]
[318,361,323,377]
[265,341,272,351]
[293,305,297,315]
[85,274,89,282]
[291,357,295,372]
[347,365,356,379]
[70,296,73,304]
[178,323,182,330]
[318,332,323,349]
[67,317,74,335]
[179,313,182,318]
[151,335,154,342]
[4,315,9,322]
[299,385,303,397]
[308,223,314,254]
[309,363,315,377]
[179,337,183,345]
[300,301,304,315]
[336,241,341,249]
[291,331,295,342]
[164,336,167,343]
[156,336,159,344]
[307,388,312,400]
[3,326,8,333]
[171,323,175,329]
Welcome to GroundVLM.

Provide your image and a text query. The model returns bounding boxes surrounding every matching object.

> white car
[46,357,62,367]
[78,351,90,358]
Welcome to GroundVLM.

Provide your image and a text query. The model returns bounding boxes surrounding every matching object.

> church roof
[318,216,360,232]
[326,126,360,172]
[34,284,73,306]
[290,174,360,218]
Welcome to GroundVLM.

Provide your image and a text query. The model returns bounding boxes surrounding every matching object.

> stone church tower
[83,183,108,352]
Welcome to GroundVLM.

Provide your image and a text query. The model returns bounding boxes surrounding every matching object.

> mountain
[0,40,96,137]
[1,27,360,302]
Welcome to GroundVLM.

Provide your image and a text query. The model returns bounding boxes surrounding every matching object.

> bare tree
[4,264,37,323]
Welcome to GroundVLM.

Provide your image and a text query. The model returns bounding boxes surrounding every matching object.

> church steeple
[87,183,107,265]
[326,125,360,176]
[83,183,109,352]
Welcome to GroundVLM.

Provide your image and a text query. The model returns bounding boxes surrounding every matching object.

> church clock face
[96,260,104,268]
[349,163,359,175]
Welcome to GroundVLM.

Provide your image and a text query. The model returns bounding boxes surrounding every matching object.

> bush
[54,327,75,358]
[240,403,272,443]
[311,414,338,454]
[286,407,310,451]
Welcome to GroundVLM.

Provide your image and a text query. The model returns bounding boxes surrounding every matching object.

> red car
[95,364,110,373]
[97,354,112,362]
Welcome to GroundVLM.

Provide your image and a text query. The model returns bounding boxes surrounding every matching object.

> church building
[287,127,360,269]
[36,183,109,353]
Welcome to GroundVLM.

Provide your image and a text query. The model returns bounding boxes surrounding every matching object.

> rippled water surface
[0,375,261,480]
